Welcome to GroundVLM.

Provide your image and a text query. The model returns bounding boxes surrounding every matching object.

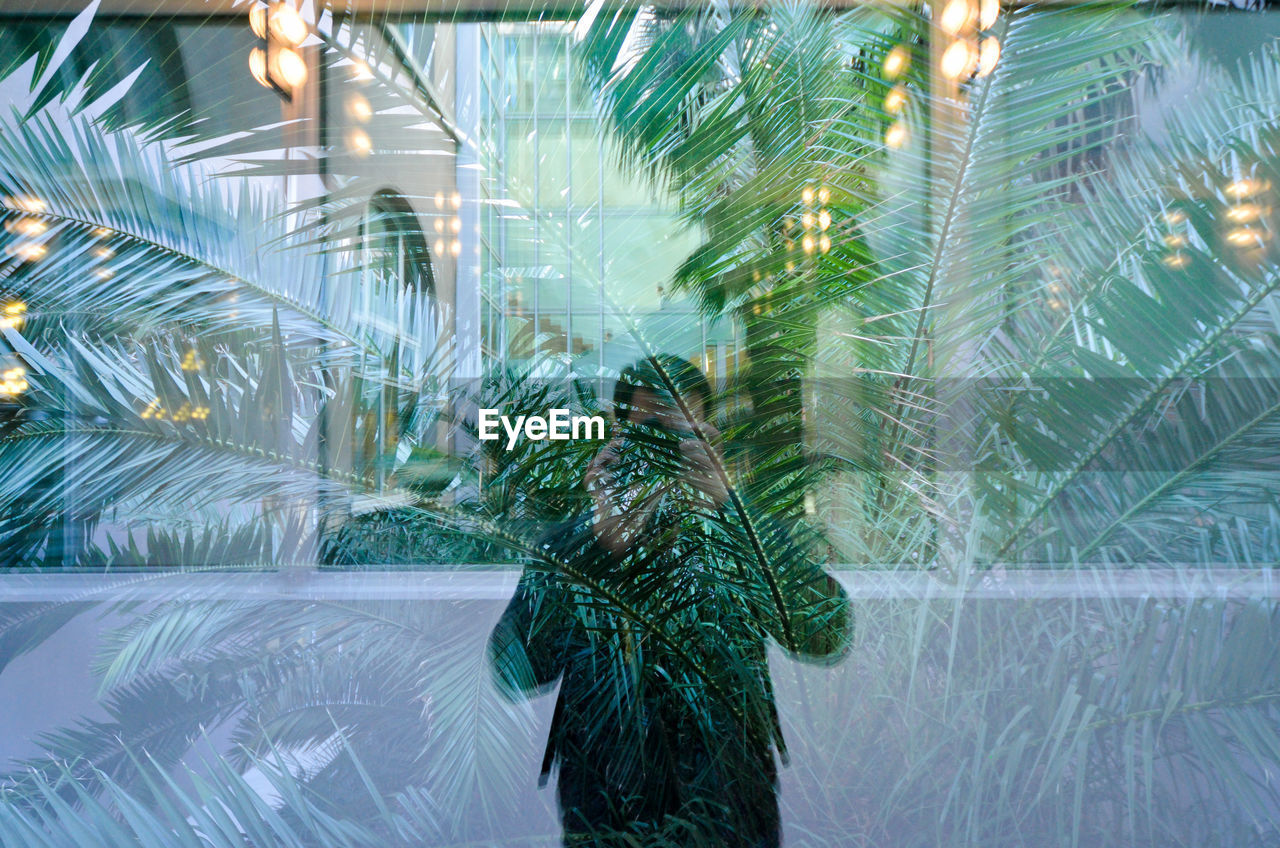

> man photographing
[488,355,852,847]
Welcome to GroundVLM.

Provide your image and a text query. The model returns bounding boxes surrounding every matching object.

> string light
[249,3,267,37]
[272,47,307,89]
[1162,253,1189,269]
[1162,234,1186,249]
[976,37,1001,77]
[817,187,831,205]
[884,85,907,115]
[883,45,910,80]
[347,93,372,122]
[801,187,815,205]
[349,129,372,155]
[1161,210,1186,226]
[939,0,973,36]
[980,0,999,29]
[1227,227,1266,248]
[818,209,831,230]
[1226,178,1270,199]
[885,122,908,149]
[4,218,46,237]
[0,367,27,396]
[350,60,374,81]
[267,4,307,46]
[7,243,46,261]
[941,39,977,80]
[450,191,462,209]
[1226,203,1265,223]
[0,302,26,330]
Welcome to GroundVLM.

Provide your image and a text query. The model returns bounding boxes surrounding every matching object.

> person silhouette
[488,355,852,847]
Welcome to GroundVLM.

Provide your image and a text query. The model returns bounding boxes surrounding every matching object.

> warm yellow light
[0,366,27,395]
[976,36,1000,77]
[1048,298,1063,310]
[268,4,307,46]
[433,218,444,233]
[1227,227,1266,247]
[884,85,907,115]
[979,0,999,29]
[2,302,25,316]
[94,246,114,259]
[817,187,831,205]
[450,239,462,256]
[1161,210,1186,226]
[1162,252,1189,269]
[818,209,832,230]
[347,93,372,122]
[802,235,815,254]
[350,60,374,82]
[8,197,46,213]
[349,129,372,155]
[249,4,267,38]
[272,47,307,89]
[6,218,46,237]
[434,192,445,209]
[885,122,908,149]
[1162,234,1186,249]
[819,234,831,253]
[95,268,113,280]
[434,238,445,255]
[939,0,973,36]
[1227,203,1265,223]
[9,243,46,261]
[450,191,462,209]
[941,39,977,80]
[249,47,269,88]
[1226,178,1270,199]
[801,212,815,230]
[883,45,910,80]
[802,187,815,205]
[450,216,462,233]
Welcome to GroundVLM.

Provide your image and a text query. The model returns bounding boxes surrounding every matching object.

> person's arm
[734,515,853,662]
[487,529,576,700]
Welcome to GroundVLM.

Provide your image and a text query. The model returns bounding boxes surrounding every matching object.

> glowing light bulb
[92,227,113,238]
[94,247,114,259]
[1227,203,1264,223]
[885,122,908,149]
[350,60,374,81]
[433,219,444,233]
[802,187,814,204]
[941,39,977,80]
[434,238,445,255]
[272,47,307,89]
[1162,234,1186,249]
[817,187,831,205]
[939,0,973,35]
[883,45,909,80]
[347,94,372,122]
[1162,252,1189,269]
[1227,227,1265,247]
[249,4,267,38]
[979,0,999,29]
[1161,210,1186,226]
[450,191,462,209]
[268,4,307,46]
[803,235,815,254]
[884,85,907,115]
[450,239,461,256]
[819,235,831,253]
[95,268,113,280]
[450,216,462,233]
[976,36,1000,77]
[818,209,832,230]
[1226,178,1270,199]
[5,218,46,237]
[801,212,815,230]
[9,243,46,261]
[349,129,372,155]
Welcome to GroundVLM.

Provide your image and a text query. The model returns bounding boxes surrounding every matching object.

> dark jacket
[488,510,851,847]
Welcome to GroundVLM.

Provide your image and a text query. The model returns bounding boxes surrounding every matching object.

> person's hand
[678,421,729,508]
[585,438,661,557]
